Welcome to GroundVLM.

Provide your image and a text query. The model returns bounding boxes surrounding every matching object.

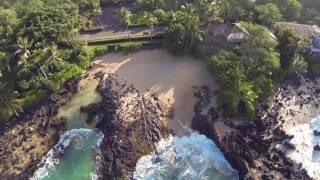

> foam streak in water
[285,116,320,179]
[31,129,104,180]
[134,132,238,180]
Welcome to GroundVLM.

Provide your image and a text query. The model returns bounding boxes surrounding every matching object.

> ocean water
[32,77,236,180]
[285,115,320,179]
[32,78,103,180]
[134,132,239,180]
[32,129,104,180]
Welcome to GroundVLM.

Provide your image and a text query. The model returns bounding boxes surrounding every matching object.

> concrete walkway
[76,26,166,44]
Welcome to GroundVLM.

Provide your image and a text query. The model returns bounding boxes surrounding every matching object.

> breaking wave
[284,115,320,179]
[134,132,239,180]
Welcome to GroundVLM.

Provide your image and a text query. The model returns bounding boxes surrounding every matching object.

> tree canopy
[0,0,103,122]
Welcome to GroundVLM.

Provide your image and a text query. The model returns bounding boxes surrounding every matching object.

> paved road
[76,26,166,43]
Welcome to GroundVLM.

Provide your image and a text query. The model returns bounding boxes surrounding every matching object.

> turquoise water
[44,147,94,180]
[32,129,104,180]
[33,77,238,180]
[32,78,103,180]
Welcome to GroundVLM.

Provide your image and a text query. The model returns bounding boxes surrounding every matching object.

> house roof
[207,23,250,43]
[276,22,320,39]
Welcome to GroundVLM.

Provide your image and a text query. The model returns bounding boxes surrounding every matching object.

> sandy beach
[91,49,218,134]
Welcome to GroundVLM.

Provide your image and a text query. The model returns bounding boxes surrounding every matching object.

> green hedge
[117,42,143,54]
[21,89,46,109]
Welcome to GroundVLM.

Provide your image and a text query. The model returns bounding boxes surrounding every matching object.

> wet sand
[91,49,218,134]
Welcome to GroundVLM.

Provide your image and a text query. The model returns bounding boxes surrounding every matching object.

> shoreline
[191,75,314,179]
[0,77,82,179]
[0,48,318,179]
[91,73,170,179]
[90,49,218,135]
[260,73,320,179]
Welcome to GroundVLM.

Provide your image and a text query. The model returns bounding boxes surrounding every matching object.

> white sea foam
[285,116,320,179]
[134,132,238,180]
[31,128,104,180]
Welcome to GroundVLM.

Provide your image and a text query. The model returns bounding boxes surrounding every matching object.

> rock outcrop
[85,74,169,179]
[0,77,81,179]
[191,85,311,180]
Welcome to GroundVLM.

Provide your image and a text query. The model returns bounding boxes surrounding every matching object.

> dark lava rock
[0,76,81,179]
[283,141,296,150]
[314,130,320,136]
[95,74,169,179]
[191,86,311,180]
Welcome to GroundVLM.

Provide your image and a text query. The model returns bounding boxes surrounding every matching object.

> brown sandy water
[57,78,101,129]
[91,49,218,135]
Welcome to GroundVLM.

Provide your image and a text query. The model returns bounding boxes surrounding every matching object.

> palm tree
[15,37,33,61]
[46,44,63,62]
[37,44,62,79]
[0,51,10,76]
[120,7,132,40]
[181,4,200,47]
[144,12,158,40]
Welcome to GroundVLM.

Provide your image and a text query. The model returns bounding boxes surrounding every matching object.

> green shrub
[49,64,82,91]
[78,55,91,69]
[0,108,13,123]
[94,46,108,57]
[20,89,46,109]
[117,42,143,54]
[16,80,30,92]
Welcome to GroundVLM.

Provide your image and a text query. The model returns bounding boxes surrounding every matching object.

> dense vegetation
[1,0,319,122]
[0,0,106,122]
[117,0,316,118]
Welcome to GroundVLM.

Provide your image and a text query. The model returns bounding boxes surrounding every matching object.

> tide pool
[32,129,104,180]
[32,78,103,180]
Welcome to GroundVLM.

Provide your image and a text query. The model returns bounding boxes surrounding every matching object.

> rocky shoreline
[1,69,318,179]
[191,79,312,179]
[81,73,170,179]
[0,77,81,179]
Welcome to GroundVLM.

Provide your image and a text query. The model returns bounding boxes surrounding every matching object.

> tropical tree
[164,5,201,54]
[240,23,280,71]
[273,0,302,21]
[137,0,165,11]
[181,3,200,47]
[45,44,63,63]
[143,12,158,39]
[208,50,245,89]
[0,91,23,117]
[194,0,223,22]
[15,37,33,61]
[119,7,132,39]
[255,3,283,27]
[0,51,9,77]
[276,29,304,70]
[0,8,19,39]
